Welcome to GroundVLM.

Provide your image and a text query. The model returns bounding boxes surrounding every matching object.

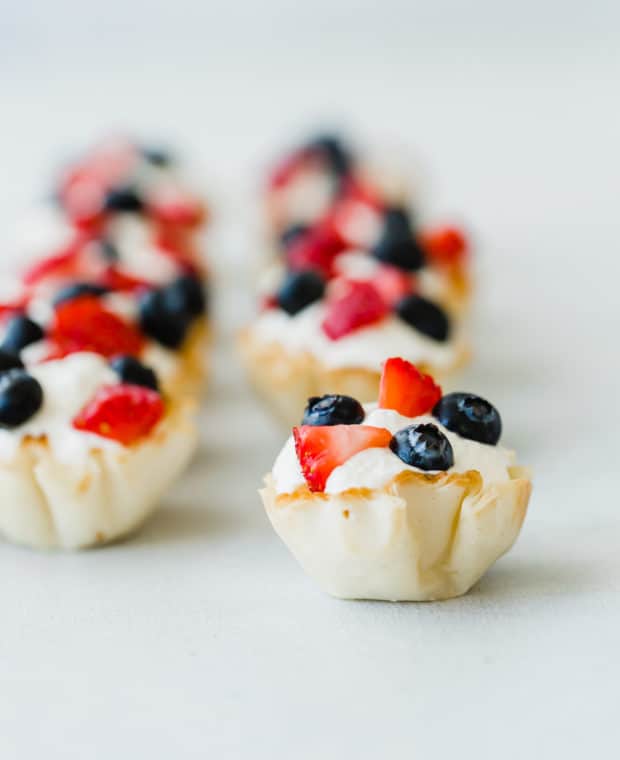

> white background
[1,1,619,757]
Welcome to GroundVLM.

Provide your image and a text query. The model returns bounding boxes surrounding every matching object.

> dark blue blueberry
[395,295,450,342]
[0,369,43,428]
[280,224,310,249]
[53,282,109,307]
[110,355,159,392]
[302,394,365,426]
[138,289,190,349]
[433,393,502,445]
[306,134,351,176]
[0,350,24,373]
[1,316,45,354]
[390,423,454,471]
[104,186,144,213]
[372,208,425,272]
[141,146,173,167]
[164,275,207,318]
[276,271,326,316]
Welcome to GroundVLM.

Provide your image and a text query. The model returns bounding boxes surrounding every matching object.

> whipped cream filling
[272,405,515,495]
[273,167,337,226]
[251,303,463,372]
[0,353,124,465]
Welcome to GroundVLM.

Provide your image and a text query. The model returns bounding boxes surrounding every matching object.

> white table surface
[1,2,619,757]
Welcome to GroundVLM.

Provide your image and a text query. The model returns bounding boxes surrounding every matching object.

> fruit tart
[260,358,531,601]
[2,138,210,399]
[0,350,197,550]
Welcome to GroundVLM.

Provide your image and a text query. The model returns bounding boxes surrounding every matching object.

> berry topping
[395,294,450,342]
[0,369,43,429]
[378,358,442,417]
[372,207,426,272]
[306,134,351,176]
[141,146,172,166]
[103,186,144,213]
[422,226,468,266]
[110,355,159,391]
[276,271,326,316]
[164,275,207,318]
[1,316,45,354]
[293,424,392,492]
[302,394,365,426]
[373,265,414,307]
[150,193,204,227]
[280,224,310,249]
[50,296,145,359]
[73,384,164,446]
[321,280,388,340]
[433,392,502,445]
[285,226,346,278]
[53,282,109,307]
[390,423,454,471]
[138,288,192,349]
[0,350,24,373]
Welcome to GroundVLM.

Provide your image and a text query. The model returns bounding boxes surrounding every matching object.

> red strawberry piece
[378,357,442,417]
[21,231,91,286]
[149,193,205,228]
[267,150,306,190]
[49,295,145,359]
[422,226,468,266]
[73,384,164,445]
[373,265,415,307]
[286,226,347,278]
[0,294,30,322]
[293,424,393,492]
[102,266,151,293]
[260,294,278,312]
[321,280,388,340]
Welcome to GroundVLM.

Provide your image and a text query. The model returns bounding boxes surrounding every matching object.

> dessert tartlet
[0,351,197,550]
[260,357,532,601]
[242,134,471,425]
[2,137,210,399]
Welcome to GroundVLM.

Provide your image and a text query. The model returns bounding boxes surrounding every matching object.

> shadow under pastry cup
[0,398,198,550]
[261,467,531,602]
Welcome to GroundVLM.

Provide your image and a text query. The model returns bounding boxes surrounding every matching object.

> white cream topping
[104,216,181,285]
[251,303,463,372]
[275,168,337,225]
[0,353,123,465]
[272,405,515,495]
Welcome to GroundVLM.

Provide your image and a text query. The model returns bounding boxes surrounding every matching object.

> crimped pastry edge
[260,466,531,601]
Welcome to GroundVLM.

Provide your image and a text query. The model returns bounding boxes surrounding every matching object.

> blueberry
[433,392,502,445]
[110,355,159,391]
[280,224,310,249]
[0,350,24,373]
[98,239,119,263]
[395,295,450,342]
[390,423,454,471]
[104,186,144,213]
[306,134,351,176]
[276,271,326,315]
[138,289,190,349]
[164,275,207,318]
[141,146,173,167]
[0,369,43,428]
[302,394,365,426]
[53,282,109,306]
[1,316,45,354]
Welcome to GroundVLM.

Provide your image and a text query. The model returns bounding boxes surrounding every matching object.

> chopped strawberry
[149,193,205,228]
[267,151,306,189]
[373,265,414,307]
[286,226,347,278]
[73,384,164,445]
[49,295,145,358]
[321,280,388,340]
[378,357,442,417]
[21,232,89,286]
[260,294,278,312]
[293,424,392,492]
[422,226,468,266]
[102,266,151,293]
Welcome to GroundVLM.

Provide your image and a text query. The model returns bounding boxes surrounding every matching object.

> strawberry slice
[286,226,347,278]
[293,424,392,492]
[373,265,414,307]
[49,295,145,359]
[378,357,442,417]
[321,279,388,340]
[422,226,468,266]
[101,266,151,293]
[73,384,164,445]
